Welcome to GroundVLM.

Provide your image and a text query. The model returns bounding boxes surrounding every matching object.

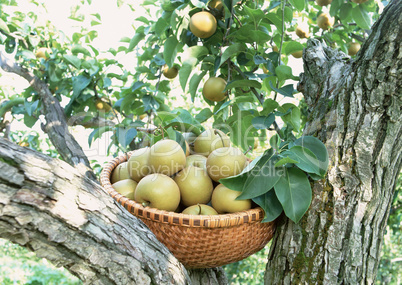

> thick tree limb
[265,1,402,284]
[0,51,96,181]
[67,114,116,128]
[0,138,227,284]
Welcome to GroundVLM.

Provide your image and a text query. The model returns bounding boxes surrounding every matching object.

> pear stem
[214,129,226,146]
[243,145,253,156]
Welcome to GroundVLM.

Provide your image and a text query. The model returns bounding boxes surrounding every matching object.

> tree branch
[0,51,96,181]
[0,138,228,284]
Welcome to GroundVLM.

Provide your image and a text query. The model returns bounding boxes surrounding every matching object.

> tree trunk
[265,1,401,284]
[0,138,227,285]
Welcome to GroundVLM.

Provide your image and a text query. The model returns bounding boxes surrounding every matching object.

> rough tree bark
[265,1,401,284]
[0,138,228,285]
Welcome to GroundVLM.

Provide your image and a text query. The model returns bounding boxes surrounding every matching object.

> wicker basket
[100,152,276,268]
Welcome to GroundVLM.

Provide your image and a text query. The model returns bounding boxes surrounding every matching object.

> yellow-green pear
[184,140,191,156]
[202,77,227,102]
[315,0,332,6]
[182,204,218,215]
[148,139,186,176]
[110,162,130,184]
[186,154,208,170]
[295,25,310,38]
[134,173,181,211]
[206,147,248,182]
[348,42,361,56]
[193,129,230,157]
[317,13,335,30]
[211,184,251,214]
[127,147,150,182]
[112,179,137,200]
[174,165,214,207]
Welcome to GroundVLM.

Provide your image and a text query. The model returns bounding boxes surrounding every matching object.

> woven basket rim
[100,152,266,228]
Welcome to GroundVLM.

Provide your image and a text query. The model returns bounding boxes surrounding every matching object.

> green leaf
[261,99,279,116]
[182,46,209,60]
[24,100,39,116]
[278,103,300,130]
[179,57,197,92]
[236,153,284,200]
[275,65,295,82]
[284,41,304,55]
[291,136,329,177]
[231,114,255,151]
[135,16,149,24]
[274,167,312,223]
[24,114,37,128]
[226,79,262,90]
[214,100,231,115]
[251,114,275,130]
[142,95,160,112]
[283,6,293,23]
[0,18,10,33]
[329,0,343,17]
[116,127,137,149]
[71,44,91,56]
[244,5,265,26]
[63,55,81,69]
[266,13,282,31]
[275,156,299,167]
[157,111,179,124]
[269,134,281,151]
[164,36,179,68]
[173,130,188,154]
[155,18,169,36]
[166,126,177,141]
[164,109,202,135]
[352,5,371,30]
[21,50,36,60]
[220,154,265,191]
[219,43,246,67]
[72,75,91,99]
[127,31,145,53]
[288,0,304,12]
[339,3,353,21]
[189,70,207,102]
[280,146,322,176]
[195,108,213,123]
[252,190,283,222]
[269,82,295,98]
[191,0,207,8]
[88,126,112,147]
[230,25,270,45]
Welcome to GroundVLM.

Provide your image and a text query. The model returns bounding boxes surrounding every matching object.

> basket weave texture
[100,152,276,268]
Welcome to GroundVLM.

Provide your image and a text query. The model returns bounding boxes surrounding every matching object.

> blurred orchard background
[0,0,400,284]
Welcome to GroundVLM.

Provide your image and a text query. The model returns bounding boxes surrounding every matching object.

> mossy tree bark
[265,1,401,284]
[0,139,227,285]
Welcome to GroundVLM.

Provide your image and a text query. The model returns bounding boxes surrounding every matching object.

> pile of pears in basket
[111,129,253,215]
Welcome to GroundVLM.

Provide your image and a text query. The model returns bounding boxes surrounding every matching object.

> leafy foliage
[0,0,398,283]
[0,239,81,285]
[223,243,270,285]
